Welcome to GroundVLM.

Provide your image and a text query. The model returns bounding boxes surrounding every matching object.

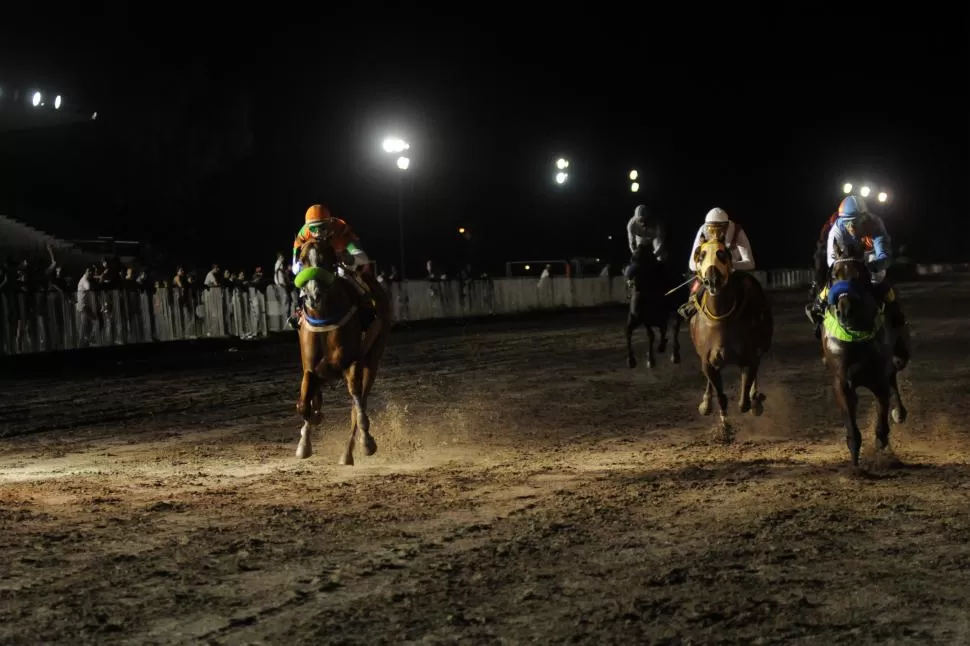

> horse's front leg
[833,374,862,466]
[702,361,732,443]
[296,370,319,459]
[645,325,656,369]
[669,315,682,364]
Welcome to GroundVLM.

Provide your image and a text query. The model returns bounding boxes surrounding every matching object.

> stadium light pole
[382,137,411,280]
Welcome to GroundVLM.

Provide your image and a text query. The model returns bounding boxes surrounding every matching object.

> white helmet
[705,207,729,224]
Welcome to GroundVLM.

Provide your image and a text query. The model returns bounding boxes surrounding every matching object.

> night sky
[1,9,967,276]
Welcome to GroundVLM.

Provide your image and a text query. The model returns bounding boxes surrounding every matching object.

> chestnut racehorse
[293,237,391,465]
[688,235,773,440]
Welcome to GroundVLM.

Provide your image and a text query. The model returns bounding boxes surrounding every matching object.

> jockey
[626,204,668,261]
[288,204,374,328]
[625,205,668,290]
[677,207,758,320]
[807,195,911,367]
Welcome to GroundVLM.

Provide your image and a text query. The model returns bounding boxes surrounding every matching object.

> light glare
[860,185,871,197]
[383,137,410,154]
[31,91,41,107]
[630,182,640,193]
[555,171,568,184]
[629,170,638,181]
[54,95,62,109]
[877,192,888,203]
[396,156,410,170]
[556,158,569,170]
[842,182,852,194]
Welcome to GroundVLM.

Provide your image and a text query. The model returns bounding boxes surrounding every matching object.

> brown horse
[688,236,773,439]
[820,241,907,466]
[294,237,391,465]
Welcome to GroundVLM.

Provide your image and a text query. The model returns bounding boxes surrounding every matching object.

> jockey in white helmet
[677,207,757,320]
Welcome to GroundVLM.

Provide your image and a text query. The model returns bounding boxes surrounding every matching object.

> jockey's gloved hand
[291,260,303,275]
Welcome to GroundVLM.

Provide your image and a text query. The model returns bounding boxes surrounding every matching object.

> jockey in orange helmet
[291,204,371,274]
[288,204,374,328]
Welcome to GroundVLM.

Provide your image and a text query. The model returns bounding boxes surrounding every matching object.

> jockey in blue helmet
[806,195,910,368]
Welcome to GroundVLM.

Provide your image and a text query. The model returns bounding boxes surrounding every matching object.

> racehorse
[293,237,391,465]
[820,241,907,466]
[624,243,681,368]
[688,235,773,440]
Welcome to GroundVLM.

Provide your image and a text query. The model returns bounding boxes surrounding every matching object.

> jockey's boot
[677,298,696,320]
[677,279,701,320]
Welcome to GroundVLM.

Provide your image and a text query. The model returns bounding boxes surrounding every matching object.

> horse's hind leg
[833,376,862,466]
[739,358,764,416]
[657,321,668,354]
[890,369,908,423]
[873,382,893,452]
[625,315,638,368]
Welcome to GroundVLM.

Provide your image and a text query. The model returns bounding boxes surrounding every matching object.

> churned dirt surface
[2,281,970,645]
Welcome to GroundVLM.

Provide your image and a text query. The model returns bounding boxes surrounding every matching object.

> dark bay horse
[624,244,681,368]
[820,242,907,466]
[688,237,773,439]
[294,238,391,465]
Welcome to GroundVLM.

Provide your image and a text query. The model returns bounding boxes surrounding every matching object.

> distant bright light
[458,227,466,234]
[556,158,569,170]
[555,171,568,184]
[860,185,871,197]
[877,191,888,203]
[524,264,531,271]
[91,111,98,120]
[383,137,410,154]
[54,95,62,109]
[842,182,853,194]
[596,258,601,262]
[31,91,41,107]
[396,156,410,170]
[630,182,640,193]
[629,170,638,181]
[608,235,613,240]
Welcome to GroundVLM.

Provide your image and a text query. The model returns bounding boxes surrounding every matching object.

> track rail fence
[0,267,829,355]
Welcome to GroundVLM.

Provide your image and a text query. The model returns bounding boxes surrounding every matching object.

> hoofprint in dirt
[1,282,970,644]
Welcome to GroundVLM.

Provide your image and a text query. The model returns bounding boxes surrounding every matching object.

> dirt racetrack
[2,281,970,645]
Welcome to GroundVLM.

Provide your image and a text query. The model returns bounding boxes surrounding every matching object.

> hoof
[671,352,681,364]
[710,420,734,444]
[646,358,655,369]
[296,439,312,459]
[338,453,354,466]
[657,340,667,353]
[752,397,764,416]
[739,400,751,414]
[361,432,378,456]
[698,400,712,416]
[627,356,637,369]
[892,407,908,424]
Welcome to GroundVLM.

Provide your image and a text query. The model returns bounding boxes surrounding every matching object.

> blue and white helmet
[838,195,868,221]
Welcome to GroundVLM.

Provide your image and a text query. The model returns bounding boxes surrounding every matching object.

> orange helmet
[305,204,331,224]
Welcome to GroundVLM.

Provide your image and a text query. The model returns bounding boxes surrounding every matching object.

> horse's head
[828,240,876,330]
[296,237,343,314]
[694,236,733,295]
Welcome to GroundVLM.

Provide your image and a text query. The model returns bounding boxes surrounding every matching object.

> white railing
[1,265,944,355]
